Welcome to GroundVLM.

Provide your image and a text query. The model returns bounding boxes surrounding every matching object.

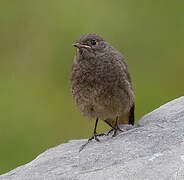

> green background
[0,0,183,174]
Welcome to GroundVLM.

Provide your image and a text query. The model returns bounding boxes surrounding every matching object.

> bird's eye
[91,39,96,45]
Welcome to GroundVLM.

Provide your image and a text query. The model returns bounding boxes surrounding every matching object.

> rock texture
[1,97,184,180]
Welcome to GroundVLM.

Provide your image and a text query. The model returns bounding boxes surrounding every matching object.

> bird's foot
[106,127,123,137]
[112,127,123,137]
[79,132,105,152]
[106,129,114,136]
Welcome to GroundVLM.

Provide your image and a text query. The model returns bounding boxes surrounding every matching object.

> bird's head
[73,33,109,59]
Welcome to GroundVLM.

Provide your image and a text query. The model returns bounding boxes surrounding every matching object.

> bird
[70,33,135,150]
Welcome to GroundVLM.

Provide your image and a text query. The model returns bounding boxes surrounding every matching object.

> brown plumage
[70,33,135,149]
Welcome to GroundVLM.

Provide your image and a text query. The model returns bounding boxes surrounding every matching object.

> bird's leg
[104,116,124,136]
[79,118,105,152]
[112,116,123,137]
[104,119,114,128]
[103,120,115,135]
[89,118,100,142]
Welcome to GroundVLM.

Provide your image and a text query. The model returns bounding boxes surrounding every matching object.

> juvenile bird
[70,33,134,150]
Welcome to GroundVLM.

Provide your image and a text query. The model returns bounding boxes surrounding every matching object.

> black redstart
[70,33,134,150]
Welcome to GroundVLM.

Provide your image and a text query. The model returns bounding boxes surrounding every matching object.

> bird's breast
[70,58,133,120]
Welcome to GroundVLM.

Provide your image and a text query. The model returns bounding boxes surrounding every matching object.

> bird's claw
[79,132,105,152]
[112,127,123,137]
[105,127,123,137]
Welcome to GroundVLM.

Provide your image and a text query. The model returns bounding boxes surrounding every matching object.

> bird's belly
[74,84,130,120]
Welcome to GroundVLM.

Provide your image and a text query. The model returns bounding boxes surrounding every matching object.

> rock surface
[1,97,184,180]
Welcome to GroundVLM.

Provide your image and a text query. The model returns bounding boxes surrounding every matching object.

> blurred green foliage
[0,0,183,174]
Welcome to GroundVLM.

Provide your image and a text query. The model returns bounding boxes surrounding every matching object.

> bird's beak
[72,43,91,49]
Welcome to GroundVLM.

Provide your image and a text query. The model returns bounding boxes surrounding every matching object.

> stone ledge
[1,97,184,180]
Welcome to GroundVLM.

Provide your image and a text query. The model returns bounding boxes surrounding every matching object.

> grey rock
[1,97,184,180]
